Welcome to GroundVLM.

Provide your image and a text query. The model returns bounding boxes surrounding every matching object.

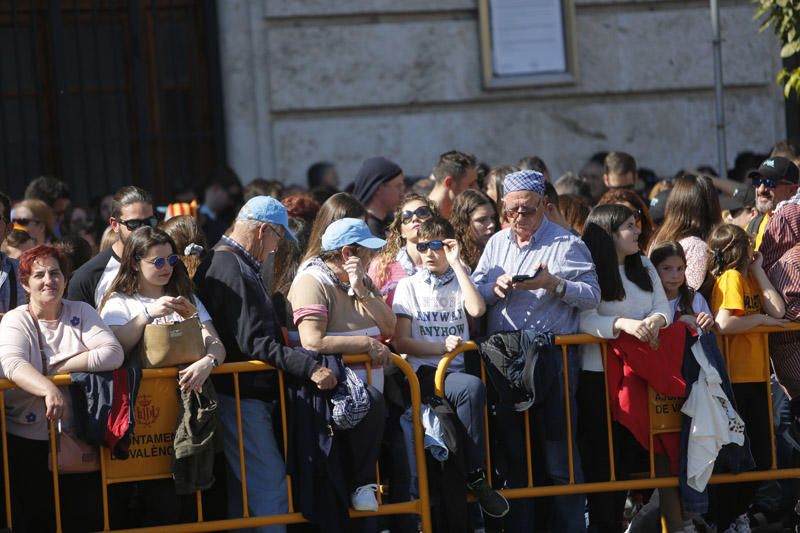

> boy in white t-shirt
[392,216,509,519]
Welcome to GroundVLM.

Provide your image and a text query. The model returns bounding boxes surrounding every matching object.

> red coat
[607,322,692,474]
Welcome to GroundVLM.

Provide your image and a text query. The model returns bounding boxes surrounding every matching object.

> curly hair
[370,193,438,288]
[451,190,498,270]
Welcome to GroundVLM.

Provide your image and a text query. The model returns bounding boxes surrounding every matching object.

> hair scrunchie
[184,243,204,257]
[712,248,724,276]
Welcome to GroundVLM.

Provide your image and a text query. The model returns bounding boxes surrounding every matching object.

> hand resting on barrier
[310,365,338,390]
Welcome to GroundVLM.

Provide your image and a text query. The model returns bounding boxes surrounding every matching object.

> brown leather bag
[49,424,101,473]
[138,316,206,369]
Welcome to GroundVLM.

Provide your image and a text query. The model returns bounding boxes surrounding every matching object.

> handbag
[27,307,101,473]
[138,315,205,369]
[49,423,101,474]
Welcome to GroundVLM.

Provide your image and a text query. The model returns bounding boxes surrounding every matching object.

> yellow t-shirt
[711,269,767,382]
[754,212,770,251]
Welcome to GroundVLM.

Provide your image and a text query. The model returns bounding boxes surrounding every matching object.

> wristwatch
[206,354,219,368]
[142,306,155,324]
[554,278,567,298]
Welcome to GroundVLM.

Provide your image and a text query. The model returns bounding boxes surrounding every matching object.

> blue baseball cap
[237,196,297,242]
[321,218,386,251]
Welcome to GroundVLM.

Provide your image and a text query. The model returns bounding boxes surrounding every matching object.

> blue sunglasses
[142,254,180,270]
[416,240,444,252]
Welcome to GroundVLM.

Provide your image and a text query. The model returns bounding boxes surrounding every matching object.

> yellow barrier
[0,354,432,533]
[433,324,800,502]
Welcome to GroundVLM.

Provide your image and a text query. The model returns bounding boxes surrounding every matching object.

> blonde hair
[15,199,55,241]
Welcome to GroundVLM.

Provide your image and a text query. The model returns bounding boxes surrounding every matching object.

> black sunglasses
[12,218,41,227]
[752,177,778,189]
[141,254,180,270]
[118,216,159,230]
[416,240,445,252]
[401,206,433,223]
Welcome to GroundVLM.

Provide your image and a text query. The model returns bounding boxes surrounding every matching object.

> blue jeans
[218,395,289,533]
[490,346,586,533]
[400,371,488,495]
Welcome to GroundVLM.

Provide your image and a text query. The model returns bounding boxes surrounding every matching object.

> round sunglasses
[142,254,180,270]
[416,240,444,252]
[401,206,433,223]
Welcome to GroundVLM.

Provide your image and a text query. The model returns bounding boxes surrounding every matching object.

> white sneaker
[351,483,379,511]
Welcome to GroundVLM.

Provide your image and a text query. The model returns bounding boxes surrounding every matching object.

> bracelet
[356,292,375,303]
[142,306,155,324]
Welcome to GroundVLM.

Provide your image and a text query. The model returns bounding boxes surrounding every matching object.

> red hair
[18,245,70,287]
[282,195,320,223]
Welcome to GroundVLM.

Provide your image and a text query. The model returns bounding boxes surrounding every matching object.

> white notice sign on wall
[490,0,567,76]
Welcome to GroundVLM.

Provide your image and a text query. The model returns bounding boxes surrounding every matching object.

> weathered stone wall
[218,0,784,185]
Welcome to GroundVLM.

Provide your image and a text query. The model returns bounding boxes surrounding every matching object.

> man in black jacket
[67,186,156,308]
[195,195,336,530]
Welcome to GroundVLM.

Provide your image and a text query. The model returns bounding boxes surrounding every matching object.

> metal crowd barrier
[433,324,800,503]
[0,354,432,533]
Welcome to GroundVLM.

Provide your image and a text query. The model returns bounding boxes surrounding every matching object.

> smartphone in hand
[512,265,544,284]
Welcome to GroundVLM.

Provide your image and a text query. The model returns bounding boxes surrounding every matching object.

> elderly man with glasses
[195,196,338,532]
[472,170,600,532]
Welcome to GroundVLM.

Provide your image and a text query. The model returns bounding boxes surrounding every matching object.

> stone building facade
[218,0,784,185]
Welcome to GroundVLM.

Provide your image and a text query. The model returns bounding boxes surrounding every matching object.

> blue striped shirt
[472,217,600,335]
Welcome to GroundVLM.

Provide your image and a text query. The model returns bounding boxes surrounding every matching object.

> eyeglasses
[416,240,444,252]
[266,224,283,239]
[117,216,159,230]
[12,218,41,227]
[141,254,180,270]
[503,202,541,221]
[401,206,433,224]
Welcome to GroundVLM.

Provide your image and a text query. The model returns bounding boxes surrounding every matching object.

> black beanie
[352,157,403,205]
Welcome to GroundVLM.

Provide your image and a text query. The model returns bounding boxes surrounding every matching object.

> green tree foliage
[754,0,800,97]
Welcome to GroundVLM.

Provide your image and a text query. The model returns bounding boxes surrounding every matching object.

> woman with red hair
[0,245,124,531]
[282,194,320,224]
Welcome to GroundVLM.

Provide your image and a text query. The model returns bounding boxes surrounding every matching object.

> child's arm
[445,239,486,318]
[715,308,787,334]
[393,316,461,356]
[678,313,715,333]
[750,252,786,319]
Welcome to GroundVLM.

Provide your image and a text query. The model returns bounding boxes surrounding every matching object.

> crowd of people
[0,142,798,533]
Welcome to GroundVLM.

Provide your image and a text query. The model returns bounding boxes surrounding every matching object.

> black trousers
[711,382,773,528]
[338,384,387,490]
[577,370,649,533]
[7,433,103,532]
